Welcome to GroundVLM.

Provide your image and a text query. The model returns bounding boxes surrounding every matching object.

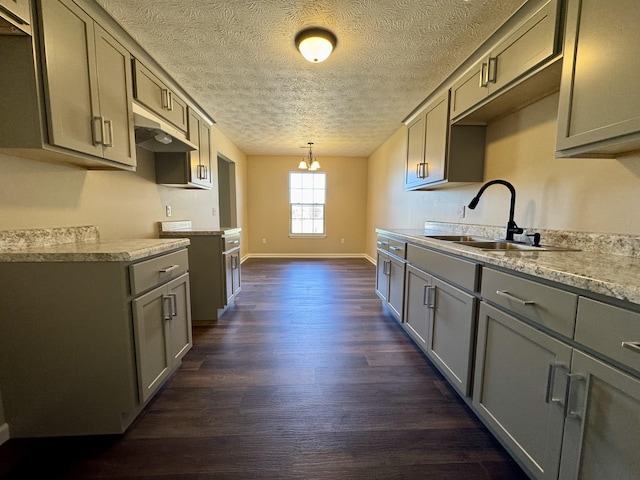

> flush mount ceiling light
[295,28,337,63]
[298,142,321,170]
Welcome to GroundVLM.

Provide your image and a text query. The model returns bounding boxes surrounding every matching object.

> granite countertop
[0,226,190,262]
[158,220,241,236]
[377,223,640,307]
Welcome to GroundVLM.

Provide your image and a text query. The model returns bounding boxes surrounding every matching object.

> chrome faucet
[468,179,524,241]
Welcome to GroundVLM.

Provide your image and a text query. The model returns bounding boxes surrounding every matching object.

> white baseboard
[0,422,9,446]
[243,253,371,260]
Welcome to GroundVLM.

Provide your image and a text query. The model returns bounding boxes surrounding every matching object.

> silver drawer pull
[230,240,239,244]
[159,264,179,273]
[389,246,402,251]
[377,241,388,246]
[622,342,640,354]
[496,290,535,306]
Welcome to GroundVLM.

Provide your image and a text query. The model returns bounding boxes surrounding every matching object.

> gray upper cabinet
[155,107,213,189]
[556,0,640,157]
[404,91,485,190]
[0,0,31,34]
[40,0,135,167]
[133,59,188,133]
[450,0,561,122]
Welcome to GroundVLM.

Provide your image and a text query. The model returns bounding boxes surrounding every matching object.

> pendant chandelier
[298,142,321,171]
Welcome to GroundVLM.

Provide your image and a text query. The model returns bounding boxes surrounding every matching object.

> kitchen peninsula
[0,226,192,438]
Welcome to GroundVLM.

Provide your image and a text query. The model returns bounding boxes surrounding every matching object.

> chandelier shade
[295,28,337,63]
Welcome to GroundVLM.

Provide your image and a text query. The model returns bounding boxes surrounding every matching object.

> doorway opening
[217,154,237,228]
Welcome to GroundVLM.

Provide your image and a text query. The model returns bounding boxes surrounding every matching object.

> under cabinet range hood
[133,103,197,152]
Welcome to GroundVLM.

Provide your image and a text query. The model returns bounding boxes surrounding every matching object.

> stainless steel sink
[425,235,489,242]
[455,240,580,252]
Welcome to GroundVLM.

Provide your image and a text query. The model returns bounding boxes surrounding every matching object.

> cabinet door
[404,114,425,189]
[404,265,432,347]
[187,109,212,188]
[94,24,135,167]
[375,251,389,302]
[39,0,102,157]
[132,283,172,403]
[473,302,571,480]
[488,0,560,94]
[422,92,448,184]
[450,61,487,119]
[386,255,405,322]
[166,274,192,363]
[405,91,449,189]
[559,350,640,480]
[556,0,640,156]
[133,60,188,132]
[428,277,476,396]
[224,251,234,304]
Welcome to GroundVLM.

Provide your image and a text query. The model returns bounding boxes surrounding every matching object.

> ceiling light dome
[295,28,337,63]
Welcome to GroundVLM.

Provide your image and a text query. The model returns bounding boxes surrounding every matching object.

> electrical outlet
[340,238,345,244]
[262,238,266,244]
[458,205,465,218]
[212,207,216,216]
[166,205,172,217]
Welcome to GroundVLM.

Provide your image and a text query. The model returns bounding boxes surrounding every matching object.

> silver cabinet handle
[103,119,114,147]
[377,241,388,246]
[92,116,105,146]
[565,373,588,419]
[168,293,178,317]
[196,164,207,179]
[495,290,535,306]
[389,246,402,251]
[162,295,172,320]
[622,341,640,354]
[383,260,390,276]
[479,62,489,87]
[545,362,567,405]
[230,240,239,245]
[168,91,174,111]
[424,286,436,309]
[159,264,179,273]
[162,89,170,109]
[487,56,498,83]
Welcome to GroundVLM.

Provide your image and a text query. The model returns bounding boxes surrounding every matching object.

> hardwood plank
[0,258,528,479]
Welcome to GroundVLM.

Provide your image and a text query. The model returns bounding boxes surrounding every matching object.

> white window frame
[289,171,326,238]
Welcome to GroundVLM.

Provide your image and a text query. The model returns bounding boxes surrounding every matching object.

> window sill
[289,234,327,239]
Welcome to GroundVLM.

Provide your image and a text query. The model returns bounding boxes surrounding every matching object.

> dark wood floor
[0,258,528,479]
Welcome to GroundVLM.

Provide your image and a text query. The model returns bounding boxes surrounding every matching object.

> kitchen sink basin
[425,235,489,242]
[455,240,580,252]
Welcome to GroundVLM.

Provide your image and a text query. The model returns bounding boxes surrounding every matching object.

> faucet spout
[467,179,524,241]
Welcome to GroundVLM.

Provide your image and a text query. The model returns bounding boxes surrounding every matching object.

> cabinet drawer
[576,298,640,374]
[376,235,390,252]
[223,234,240,252]
[406,244,478,292]
[481,268,577,338]
[129,249,189,295]
[387,238,406,259]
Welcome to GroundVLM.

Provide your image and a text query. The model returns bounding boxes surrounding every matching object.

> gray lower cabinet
[404,262,476,396]
[558,350,640,480]
[375,235,406,322]
[556,0,640,157]
[0,248,191,437]
[132,273,192,403]
[474,302,571,480]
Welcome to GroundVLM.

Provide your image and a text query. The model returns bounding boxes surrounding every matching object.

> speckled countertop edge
[378,226,640,308]
[0,226,190,262]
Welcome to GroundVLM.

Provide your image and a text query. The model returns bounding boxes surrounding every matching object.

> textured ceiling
[95,0,525,157]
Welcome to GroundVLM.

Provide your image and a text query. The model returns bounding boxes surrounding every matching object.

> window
[289,172,326,235]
